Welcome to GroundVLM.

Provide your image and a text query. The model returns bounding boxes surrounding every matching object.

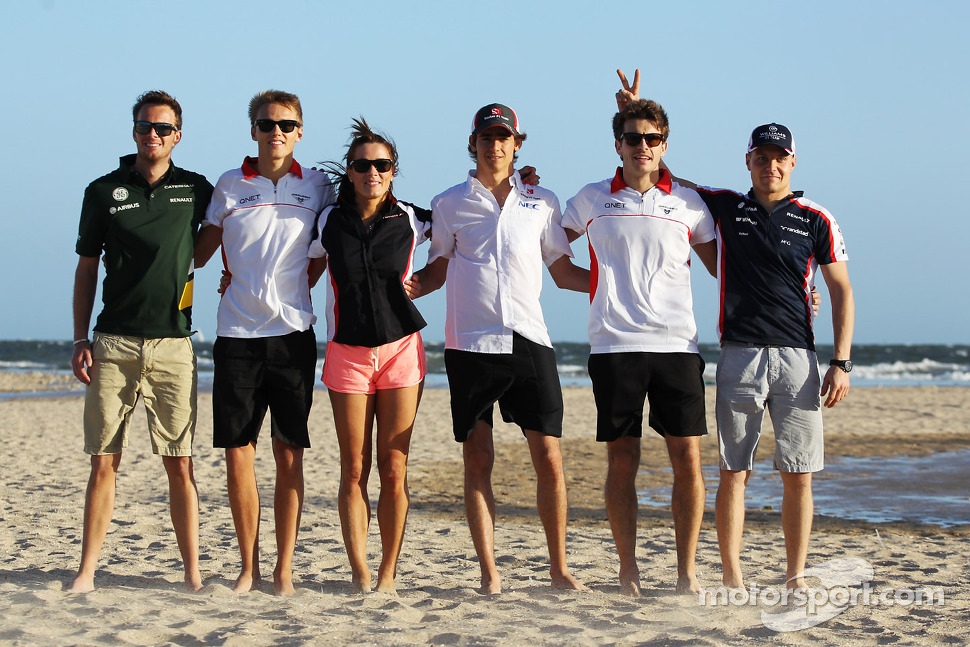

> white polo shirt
[428,170,572,353]
[562,168,715,354]
[203,157,335,338]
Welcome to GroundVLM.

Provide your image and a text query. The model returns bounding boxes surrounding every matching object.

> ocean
[1,340,968,389]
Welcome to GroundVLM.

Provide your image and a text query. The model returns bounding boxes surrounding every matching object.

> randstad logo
[700,557,944,633]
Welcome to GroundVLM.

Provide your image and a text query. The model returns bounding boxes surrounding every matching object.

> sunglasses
[348,158,393,173]
[254,119,302,133]
[621,132,665,147]
[134,121,178,137]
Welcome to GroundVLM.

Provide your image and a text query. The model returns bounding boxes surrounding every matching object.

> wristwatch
[829,359,853,373]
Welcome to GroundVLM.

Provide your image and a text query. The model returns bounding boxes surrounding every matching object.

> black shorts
[212,328,317,449]
[587,351,707,442]
[444,333,564,442]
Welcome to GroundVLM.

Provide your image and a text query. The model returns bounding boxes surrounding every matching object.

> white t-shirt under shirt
[203,157,335,339]
[561,168,715,355]
[428,170,572,354]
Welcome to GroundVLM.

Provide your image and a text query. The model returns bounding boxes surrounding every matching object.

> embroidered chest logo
[293,193,311,205]
[112,187,129,201]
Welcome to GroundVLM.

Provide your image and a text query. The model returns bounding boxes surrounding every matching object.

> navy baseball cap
[472,103,521,136]
[747,123,796,155]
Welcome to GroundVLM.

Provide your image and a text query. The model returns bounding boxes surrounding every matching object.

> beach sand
[1,377,967,645]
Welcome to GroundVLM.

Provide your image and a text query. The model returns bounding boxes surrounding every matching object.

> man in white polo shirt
[195,90,334,595]
[561,98,717,596]
[413,104,588,595]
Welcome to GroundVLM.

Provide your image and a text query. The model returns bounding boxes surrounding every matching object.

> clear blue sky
[3,0,967,344]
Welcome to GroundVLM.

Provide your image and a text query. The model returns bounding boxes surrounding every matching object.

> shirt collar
[241,156,304,180]
[464,169,521,197]
[609,167,672,194]
[118,153,175,186]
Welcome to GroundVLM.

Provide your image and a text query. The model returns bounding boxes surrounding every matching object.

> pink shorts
[322,332,427,394]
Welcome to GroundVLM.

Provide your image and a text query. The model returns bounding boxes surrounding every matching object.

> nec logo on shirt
[604,201,625,209]
[239,194,261,204]
[518,201,539,210]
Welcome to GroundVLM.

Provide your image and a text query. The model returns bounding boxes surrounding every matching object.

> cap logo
[491,108,502,116]
[769,125,778,133]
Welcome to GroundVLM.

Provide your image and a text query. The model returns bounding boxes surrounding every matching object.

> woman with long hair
[308,119,430,594]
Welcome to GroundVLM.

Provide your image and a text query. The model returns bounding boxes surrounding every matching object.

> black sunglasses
[348,158,393,174]
[134,121,178,137]
[254,119,302,133]
[621,132,665,147]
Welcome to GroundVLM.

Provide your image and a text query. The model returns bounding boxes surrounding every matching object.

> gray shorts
[715,344,823,473]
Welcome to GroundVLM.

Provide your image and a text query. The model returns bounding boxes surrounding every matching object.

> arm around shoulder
[692,240,717,278]
[406,256,449,299]
[548,254,590,293]
[194,224,223,269]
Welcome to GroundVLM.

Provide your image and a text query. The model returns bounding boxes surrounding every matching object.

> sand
[1,376,968,645]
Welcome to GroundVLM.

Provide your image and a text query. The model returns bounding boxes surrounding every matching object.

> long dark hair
[322,117,399,206]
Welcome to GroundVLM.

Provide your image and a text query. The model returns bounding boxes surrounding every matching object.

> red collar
[609,167,672,194]
[241,156,303,180]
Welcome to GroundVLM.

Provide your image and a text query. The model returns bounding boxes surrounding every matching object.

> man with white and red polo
[194,90,334,595]
[561,98,717,597]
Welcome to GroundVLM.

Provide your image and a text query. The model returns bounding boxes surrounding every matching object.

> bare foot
[619,566,642,597]
[551,570,590,592]
[786,575,807,591]
[184,571,204,592]
[619,579,642,598]
[374,579,398,597]
[676,575,703,595]
[353,572,373,593]
[274,576,296,596]
[68,573,95,593]
[232,571,260,594]
[722,574,744,590]
[479,575,502,595]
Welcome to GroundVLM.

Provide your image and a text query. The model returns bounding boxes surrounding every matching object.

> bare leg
[330,389,375,593]
[374,383,422,595]
[525,430,587,591]
[780,471,813,589]
[665,435,705,594]
[605,437,642,596]
[226,443,260,593]
[70,453,122,593]
[162,455,202,591]
[272,438,304,596]
[715,469,750,589]
[463,421,501,594]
